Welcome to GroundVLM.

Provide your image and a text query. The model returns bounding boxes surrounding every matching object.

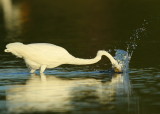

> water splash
[114,19,148,72]
[114,49,130,72]
[127,19,148,57]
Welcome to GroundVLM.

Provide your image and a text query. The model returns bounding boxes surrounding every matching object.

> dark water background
[0,0,160,114]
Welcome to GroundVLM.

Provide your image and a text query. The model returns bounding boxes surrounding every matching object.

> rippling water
[0,57,160,114]
[0,0,160,114]
[0,62,134,114]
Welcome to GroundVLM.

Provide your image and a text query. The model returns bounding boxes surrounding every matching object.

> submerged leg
[30,69,36,73]
[40,65,47,73]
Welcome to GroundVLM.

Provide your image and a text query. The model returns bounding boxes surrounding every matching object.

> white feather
[5,42,122,73]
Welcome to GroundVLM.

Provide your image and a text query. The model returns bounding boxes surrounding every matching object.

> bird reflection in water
[6,72,134,113]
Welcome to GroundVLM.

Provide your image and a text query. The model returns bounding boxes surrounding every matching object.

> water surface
[0,0,160,114]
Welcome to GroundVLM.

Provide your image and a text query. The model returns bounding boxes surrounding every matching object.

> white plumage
[5,42,122,73]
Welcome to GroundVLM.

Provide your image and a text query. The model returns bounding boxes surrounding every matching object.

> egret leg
[30,69,36,73]
[40,73,47,82]
[40,65,47,73]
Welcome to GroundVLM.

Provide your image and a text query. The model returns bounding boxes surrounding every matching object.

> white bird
[4,42,122,73]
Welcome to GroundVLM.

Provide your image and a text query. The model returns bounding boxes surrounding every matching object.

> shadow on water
[4,72,139,114]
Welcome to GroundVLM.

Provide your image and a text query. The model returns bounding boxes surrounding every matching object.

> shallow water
[0,0,160,114]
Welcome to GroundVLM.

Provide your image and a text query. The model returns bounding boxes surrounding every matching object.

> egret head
[113,65,122,73]
[5,42,24,58]
[112,60,123,73]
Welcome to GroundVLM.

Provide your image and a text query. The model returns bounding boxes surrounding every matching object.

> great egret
[5,42,122,73]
